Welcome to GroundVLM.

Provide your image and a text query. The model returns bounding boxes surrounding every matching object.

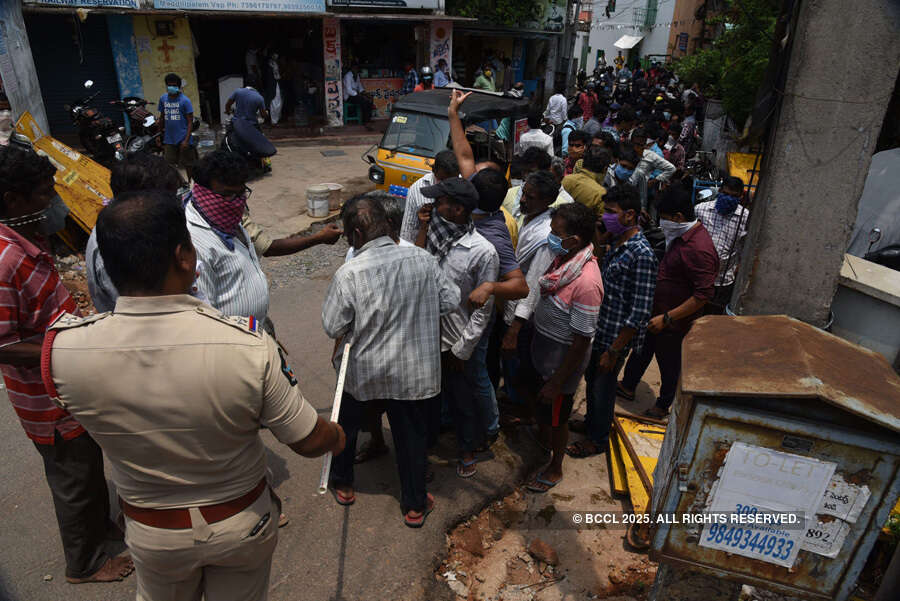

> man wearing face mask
[415,178,499,478]
[605,146,639,190]
[628,128,675,212]
[185,151,269,324]
[694,176,749,313]
[0,146,135,584]
[524,202,604,491]
[473,61,496,92]
[562,145,611,215]
[619,184,718,419]
[502,170,559,417]
[568,184,657,458]
[159,73,196,179]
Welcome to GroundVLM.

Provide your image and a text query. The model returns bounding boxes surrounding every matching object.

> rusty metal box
[649,315,900,600]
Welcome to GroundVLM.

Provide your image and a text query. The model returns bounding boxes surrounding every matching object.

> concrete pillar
[322,17,342,128]
[0,0,49,134]
[731,0,900,326]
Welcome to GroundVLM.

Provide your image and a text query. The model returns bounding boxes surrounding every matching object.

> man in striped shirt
[0,146,133,584]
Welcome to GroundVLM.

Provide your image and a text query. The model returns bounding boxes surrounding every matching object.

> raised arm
[448,90,476,179]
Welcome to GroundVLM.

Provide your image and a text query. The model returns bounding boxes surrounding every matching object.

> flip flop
[404,493,435,528]
[566,440,601,458]
[331,487,356,506]
[526,472,562,493]
[457,459,477,478]
[616,382,636,401]
[278,513,290,528]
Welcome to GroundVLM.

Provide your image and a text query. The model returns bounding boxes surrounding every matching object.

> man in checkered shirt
[694,176,749,312]
[568,184,657,458]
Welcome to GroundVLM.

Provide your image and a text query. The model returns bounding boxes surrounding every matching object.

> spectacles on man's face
[223,185,252,202]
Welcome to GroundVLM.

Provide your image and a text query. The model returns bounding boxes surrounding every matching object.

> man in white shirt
[342,63,373,124]
[517,112,554,157]
[628,127,675,212]
[543,85,568,126]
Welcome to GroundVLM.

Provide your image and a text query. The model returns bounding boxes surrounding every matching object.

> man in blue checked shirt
[401,62,419,95]
[567,184,657,458]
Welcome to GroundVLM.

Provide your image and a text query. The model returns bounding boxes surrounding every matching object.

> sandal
[457,459,477,478]
[566,440,601,458]
[616,382,636,401]
[331,487,356,506]
[355,443,389,464]
[526,472,562,493]
[404,493,435,528]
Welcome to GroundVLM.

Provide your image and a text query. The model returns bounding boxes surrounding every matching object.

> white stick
[317,342,352,495]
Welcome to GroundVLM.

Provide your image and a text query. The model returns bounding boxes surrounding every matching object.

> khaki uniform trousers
[125,490,278,601]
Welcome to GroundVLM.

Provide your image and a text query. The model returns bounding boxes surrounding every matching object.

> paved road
[0,239,544,601]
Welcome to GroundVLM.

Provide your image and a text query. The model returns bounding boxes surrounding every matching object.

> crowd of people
[0,65,752,597]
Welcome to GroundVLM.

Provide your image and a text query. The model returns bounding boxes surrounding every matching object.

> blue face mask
[547,233,575,256]
[167,85,180,95]
[615,164,634,181]
[663,111,672,120]
[715,192,741,215]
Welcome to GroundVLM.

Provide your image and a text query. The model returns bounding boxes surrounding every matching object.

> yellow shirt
[562,168,607,214]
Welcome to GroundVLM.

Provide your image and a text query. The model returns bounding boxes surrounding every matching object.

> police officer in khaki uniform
[42,189,345,601]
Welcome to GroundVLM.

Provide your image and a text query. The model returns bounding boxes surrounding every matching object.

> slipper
[566,440,601,458]
[354,443,389,464]
[616,382,636,401]
[404,493,435,528]
[456,459,477,478]
[331,487,356,506]
[568,419,587,434]
[526,472,562,493]
[278,513,290,528]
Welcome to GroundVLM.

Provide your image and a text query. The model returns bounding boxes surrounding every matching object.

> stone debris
[527,538,559,566]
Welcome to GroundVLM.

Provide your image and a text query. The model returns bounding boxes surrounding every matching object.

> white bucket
[307,184,330,218]
[323,183,344,211]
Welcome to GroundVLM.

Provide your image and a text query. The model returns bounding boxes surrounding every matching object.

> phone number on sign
[705,524,794,560]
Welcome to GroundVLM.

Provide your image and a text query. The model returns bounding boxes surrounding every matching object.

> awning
[614,34,644,49]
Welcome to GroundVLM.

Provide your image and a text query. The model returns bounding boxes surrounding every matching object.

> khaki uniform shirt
[562,168,607,214]
[45,295,318,509]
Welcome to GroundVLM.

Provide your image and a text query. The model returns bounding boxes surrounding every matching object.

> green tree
[674,0,779,126]
[447,0,545,28]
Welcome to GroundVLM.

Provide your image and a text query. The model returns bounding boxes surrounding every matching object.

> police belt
[119,478,267,529]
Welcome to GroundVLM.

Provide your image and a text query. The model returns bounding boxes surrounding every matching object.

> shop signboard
[328,0,441,7]
[322,17,343,127]
[678,32,689,52]
[25,1,138,7]
[429,20,452,73]
[361,78,402,120]
[153,0,325,11]
[514,118,528,151]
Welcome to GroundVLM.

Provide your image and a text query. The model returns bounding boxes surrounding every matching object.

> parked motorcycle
[64,80,125,163]
[111,96,161,156]
[220,117,276,178]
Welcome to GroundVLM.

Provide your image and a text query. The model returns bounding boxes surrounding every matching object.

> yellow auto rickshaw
[363,87,532,196]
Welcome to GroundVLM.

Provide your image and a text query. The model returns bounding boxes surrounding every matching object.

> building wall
[667,0,706,58]
[584,0,676,68]
[107,15,143,99]
[133,16,199,112]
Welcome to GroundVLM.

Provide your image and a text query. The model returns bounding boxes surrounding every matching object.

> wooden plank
[616,431,651,513]
[612,415,654,496]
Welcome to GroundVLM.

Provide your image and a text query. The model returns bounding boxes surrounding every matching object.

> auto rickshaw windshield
[381,111,450,158]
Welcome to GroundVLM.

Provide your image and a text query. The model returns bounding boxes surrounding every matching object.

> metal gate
[24,13,122,139]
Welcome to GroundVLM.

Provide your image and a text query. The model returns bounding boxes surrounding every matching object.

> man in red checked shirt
[0,146,134,584]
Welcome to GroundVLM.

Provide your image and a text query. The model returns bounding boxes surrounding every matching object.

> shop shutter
[24,13,123,139]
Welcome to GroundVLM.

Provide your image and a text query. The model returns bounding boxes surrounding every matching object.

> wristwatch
[663,312,674,326]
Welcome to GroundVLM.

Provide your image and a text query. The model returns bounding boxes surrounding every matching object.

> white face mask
[659,219,697,248]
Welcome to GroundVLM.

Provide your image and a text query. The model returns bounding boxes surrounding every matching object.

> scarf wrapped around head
[426,211,474,262]
[191,183,247,236]
[715,192,740,216]
[539,243,596,305]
